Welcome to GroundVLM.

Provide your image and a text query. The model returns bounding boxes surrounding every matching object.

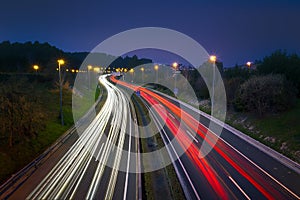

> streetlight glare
[172,62,178,68]
[246,61,252,67]
[209,55,217,62]
[94,67,100,73]
[58,59,65,65]
[33,65,39,70]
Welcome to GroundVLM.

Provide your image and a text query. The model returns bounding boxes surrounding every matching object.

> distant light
[94,67,100,73]
[172,62,178,68]
[71,69,75,73]
[154,65,159,70]
[88,65,93,70]
[209,55,217,62]
[141,67,144,71]
[76,69,79,73]
[130,69,134,73]
[66,69,69,72]
[57,59,65,65]
[246,61,252,68]
[33,65,39,70]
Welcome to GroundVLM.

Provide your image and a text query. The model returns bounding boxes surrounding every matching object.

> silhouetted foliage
[0,41,64,73]
[257,50,300,96]
[109,55,152,69]
[0,76,45,147]
[234,74,297,116]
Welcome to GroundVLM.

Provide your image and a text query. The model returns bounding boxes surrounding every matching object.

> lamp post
[129,68,134,82]
[141,67,144,83]
[87,65,92,90]
[209,55,217,115]
[123,68,127,80]
[172,62,178,95]
[246,61,252,73]
[246,61,251,68]
[154,64,159,83]
[58,59,65,126]
[33,65,39,75]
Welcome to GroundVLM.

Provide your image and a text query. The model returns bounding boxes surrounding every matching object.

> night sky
[1,0,300,67]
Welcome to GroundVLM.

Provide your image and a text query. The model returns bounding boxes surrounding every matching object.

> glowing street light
[94,67,100,73]
[57,59,65,126]
[172,62,179,94]
[33,65,39,74]
[246,61,252,68]
[209,55,217,115]
[209,55,217,63]
[172,62,178,69]
[154,65,159,83]
[87,65,93,90]
[141,67,145,83]
[129,68,134,82]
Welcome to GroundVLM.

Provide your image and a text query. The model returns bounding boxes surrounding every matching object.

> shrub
[234,74,297,116]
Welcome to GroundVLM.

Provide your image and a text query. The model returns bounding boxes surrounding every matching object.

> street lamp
[58,59,65,126]
[154,65,159,83]
[33,65,39,75]
[246,61,252,68]
[209,55,217,115]
[141,67,145,83]
[129,68,134,82]
[172,62,178,94]
[87,65,92,90]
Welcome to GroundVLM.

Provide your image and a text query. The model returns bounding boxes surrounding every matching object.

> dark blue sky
[1,0,300,67]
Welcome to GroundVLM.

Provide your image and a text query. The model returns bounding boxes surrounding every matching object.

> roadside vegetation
[171,50,300,163]
[0,41,152,185]
[0,74,73,184]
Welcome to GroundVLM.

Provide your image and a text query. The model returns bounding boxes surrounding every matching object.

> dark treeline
[226,50,299,115]
[179,50,300,116]
[0,41,152,74]
[109,55,152,69]
[0,41,152,148]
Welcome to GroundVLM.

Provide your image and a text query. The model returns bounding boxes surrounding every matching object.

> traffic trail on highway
[111,75,300,200]
[27,75,139,200]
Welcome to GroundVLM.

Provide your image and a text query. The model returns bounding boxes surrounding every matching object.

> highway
[2,74,299,200]
[4,75,140,200]
[111,75,300,200]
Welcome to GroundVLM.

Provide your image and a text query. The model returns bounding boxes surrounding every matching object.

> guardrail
[0,85,106,199]
[152,89,300,174]
[0,125,76,199]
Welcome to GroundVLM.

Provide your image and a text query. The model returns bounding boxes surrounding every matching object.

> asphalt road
[4,74,300,200]
[5,75,140,200]
[111,75,300,200]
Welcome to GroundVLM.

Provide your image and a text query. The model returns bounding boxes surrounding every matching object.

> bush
[257,50,300,96]
[234,74,297,116]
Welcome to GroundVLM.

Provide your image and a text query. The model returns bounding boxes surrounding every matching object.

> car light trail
[111,75,298,199]
[27,75,136,200]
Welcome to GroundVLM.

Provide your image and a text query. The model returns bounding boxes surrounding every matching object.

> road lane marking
[228,176,251,200]
[152,90,300,199]
[168,112,175,119]
[146,103,201,200]
[186,130,199,143]
[123,107,132,200]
